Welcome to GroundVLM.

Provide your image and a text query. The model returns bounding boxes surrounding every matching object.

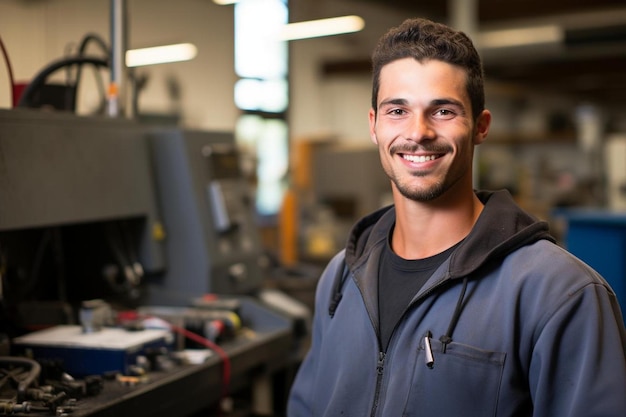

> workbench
[10,298,296,417]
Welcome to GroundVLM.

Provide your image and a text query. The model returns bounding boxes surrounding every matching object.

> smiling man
[287,18,626,417]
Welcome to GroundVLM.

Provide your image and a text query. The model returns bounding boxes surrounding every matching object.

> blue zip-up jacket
[288,190,626,416]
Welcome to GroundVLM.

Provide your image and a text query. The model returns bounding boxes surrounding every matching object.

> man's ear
[473,109,491,145]
[369,108,378,145]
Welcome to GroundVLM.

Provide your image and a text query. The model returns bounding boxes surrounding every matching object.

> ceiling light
[126,43,198,67]
[214,1,364,41]
[279,15,365,41]
[478,25,564,49]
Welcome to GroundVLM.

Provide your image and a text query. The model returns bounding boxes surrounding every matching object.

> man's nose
[405,113,435,141]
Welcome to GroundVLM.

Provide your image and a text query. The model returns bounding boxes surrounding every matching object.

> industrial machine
[0,108,164,312]
[144,128,266,304]
[0,108,301,416]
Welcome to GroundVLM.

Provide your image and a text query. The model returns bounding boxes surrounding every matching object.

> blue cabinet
[559,210,626,319]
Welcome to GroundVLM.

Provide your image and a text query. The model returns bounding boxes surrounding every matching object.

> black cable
[74,34,110,110]
[77,33,109,56]
[0,35,16,106]
[103,222,143,295]
[0,356,41,403]
[17,56,108,108]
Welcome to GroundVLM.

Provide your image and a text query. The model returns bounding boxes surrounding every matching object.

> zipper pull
[377,351,385,375]
[424,331,434,369]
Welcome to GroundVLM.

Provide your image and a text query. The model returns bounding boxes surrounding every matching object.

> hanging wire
[0,35,16,107]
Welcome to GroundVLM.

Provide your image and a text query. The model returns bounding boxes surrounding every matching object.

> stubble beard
[392,172,446,202]
[385,143,453,202]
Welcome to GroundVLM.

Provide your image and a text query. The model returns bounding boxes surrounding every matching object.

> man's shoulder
[504,239,607,287]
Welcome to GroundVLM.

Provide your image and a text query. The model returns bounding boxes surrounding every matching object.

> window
[234,0,289,217]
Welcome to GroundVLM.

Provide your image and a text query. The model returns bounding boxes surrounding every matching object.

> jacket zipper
[367,276,455,416]
[370,351,386,417]
[357,266,455,416]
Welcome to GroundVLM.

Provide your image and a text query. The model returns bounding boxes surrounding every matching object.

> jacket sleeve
[287,251,346,416]
[529,280,626,416]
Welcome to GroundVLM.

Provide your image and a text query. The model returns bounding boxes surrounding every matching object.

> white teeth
[403,154,438,163]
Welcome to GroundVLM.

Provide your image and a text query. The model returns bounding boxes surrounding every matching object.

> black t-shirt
[378,227,461,352]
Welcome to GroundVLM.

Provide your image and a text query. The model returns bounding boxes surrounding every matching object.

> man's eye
[434,109,455,118]
[388,108,405,115]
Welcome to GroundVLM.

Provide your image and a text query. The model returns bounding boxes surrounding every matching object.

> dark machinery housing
[0,108,303,417]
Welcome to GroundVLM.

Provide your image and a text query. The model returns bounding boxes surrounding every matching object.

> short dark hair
[371,18,485,121]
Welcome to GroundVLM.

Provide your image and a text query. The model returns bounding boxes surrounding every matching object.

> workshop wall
[0,0,237,130]
[0,0,419,142]
[2,0,626,220]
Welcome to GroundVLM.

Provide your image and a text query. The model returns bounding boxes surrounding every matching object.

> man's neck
[391,189,483,260]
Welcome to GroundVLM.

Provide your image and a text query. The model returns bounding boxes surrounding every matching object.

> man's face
[369,58,490,203]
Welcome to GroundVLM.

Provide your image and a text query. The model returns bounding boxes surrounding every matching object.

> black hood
[344,189,555,280]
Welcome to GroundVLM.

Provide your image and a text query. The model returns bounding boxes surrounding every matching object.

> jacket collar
[345,189,554,279]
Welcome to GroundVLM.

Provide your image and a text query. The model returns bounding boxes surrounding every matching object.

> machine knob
[228,263,247,283]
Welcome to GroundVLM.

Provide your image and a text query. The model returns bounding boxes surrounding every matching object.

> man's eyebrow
[431,98,464,107]
[378,97,465,108]
[378,98,408,107]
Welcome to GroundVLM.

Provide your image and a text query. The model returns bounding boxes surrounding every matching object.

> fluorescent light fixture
[279,15,365,41]
[478,25,564,49]
[215,1,364,40]
[126,43,198,67]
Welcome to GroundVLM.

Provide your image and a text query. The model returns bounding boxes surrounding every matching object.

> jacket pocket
[403,336,506,417]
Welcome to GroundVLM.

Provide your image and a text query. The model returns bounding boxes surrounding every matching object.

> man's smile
[401,154,442,163]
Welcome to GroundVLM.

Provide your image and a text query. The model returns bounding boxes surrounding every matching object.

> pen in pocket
[424,331,434,369]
